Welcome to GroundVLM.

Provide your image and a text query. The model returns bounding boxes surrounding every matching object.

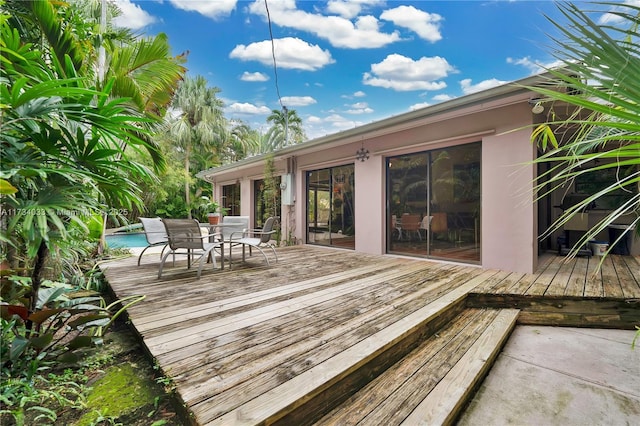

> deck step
[316,308,520,426]
[205,270,500,425]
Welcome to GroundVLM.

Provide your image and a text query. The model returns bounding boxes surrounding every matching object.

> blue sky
[111,0,621,139]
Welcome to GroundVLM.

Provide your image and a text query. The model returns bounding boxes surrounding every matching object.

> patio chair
[216,215,250,241]
[138,217,169,266]
[400,214,422,241]
[419,215,433,240]
[229,216,278,267]
[157,218,223,279]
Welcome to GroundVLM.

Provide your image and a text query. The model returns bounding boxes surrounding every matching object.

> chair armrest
[228,229,248,240]
[230,228,275,239]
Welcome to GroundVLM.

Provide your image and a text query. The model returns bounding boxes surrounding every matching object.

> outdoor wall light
[356,143,370,162]
[531,102,545,114]
[529,98,545,114]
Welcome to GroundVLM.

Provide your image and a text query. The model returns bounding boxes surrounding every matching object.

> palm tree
[168,76,226,218]
[266,107,306,150]
[530,2,640,258]
[0,14,160,311]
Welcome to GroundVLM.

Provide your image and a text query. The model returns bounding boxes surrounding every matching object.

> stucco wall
[482,128,537,273]
[354,156,385,254]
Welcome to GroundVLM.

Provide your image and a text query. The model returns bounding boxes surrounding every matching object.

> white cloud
[248,0,400,49]
[241,71,269,82]
[507,56,564,74]
[363,54,454,91]
[380,5,443,43]
[345,102,373,114]
[226,102,271,115]
[342,90,367,99]
[599,0,640,24]
[432,94,454,102]
[112,0,157,30]
[409,102,430,111]
[169,0,237,19]
[460,78,507,95]
[326,0,384,19]
[230,37,335,71]
[303,113,364,138]
[323,113,363,130]
[281,96,317,107]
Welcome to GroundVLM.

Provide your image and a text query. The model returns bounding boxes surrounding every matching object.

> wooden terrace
[101,246,640,425]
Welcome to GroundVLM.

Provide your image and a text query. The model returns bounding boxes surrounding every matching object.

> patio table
[207,223,246,270]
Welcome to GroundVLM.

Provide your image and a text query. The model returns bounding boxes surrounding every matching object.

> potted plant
[197,196,224,225]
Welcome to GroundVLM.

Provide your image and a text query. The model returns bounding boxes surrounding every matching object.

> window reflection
[307,165,355,249]
[387,143,481,263]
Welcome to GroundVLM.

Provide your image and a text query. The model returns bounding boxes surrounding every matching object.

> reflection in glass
[307,165,355,249]
[387,143,481,263]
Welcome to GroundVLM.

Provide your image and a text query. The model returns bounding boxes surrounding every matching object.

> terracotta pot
[208,214,219,225]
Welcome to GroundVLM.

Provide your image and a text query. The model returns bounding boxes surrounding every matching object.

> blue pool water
[105,232,148,248]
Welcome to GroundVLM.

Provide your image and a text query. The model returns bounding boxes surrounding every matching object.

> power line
[264,0,283,109]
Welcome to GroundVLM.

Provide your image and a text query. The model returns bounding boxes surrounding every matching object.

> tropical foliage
[530,1,640,256]
[0,1,183,421]
[263,107,306,152]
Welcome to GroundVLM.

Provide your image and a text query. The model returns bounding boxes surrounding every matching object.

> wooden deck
[101,246,640,425]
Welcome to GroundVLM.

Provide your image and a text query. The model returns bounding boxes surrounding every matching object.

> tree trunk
[185,145,191,219]
[26,240,49,337]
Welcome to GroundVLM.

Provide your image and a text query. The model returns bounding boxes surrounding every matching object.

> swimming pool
[105,232,148,248]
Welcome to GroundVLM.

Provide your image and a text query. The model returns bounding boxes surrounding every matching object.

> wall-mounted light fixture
[529,98,545,114]
[356,143,369,162]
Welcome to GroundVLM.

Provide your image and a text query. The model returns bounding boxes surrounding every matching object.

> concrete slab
[458,326,640,425]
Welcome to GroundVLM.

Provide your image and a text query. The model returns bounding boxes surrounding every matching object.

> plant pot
[208,213,220,225]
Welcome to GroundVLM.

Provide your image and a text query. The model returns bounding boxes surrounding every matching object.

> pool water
[105,232,148,248]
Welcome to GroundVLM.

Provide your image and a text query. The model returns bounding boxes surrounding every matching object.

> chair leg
[268,244,278,263]
[197,248,217,279]
[158,250,174,279]
[138,245,152,266]
[253,245,270,266]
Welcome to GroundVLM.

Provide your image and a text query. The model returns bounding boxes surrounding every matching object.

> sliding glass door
[307,165,355,249]
[387,142,481,263]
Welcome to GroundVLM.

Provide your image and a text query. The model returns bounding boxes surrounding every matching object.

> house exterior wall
[482,127,537,273]
[200,81,638,274]
[354,156,385,254]
[282,97,540,273]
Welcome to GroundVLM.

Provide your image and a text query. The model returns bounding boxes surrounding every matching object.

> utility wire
[264,0,283,109]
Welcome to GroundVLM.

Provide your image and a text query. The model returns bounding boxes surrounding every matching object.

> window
[574,163,636,210]
[222,183,240,216]
[254,178,281,228]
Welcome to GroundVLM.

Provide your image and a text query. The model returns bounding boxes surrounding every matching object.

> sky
[111,0,628,140]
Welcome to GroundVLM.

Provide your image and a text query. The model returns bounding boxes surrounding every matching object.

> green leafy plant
[528,2,640,260]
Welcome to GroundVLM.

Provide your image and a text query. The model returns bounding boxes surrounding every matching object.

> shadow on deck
[101,246,640,425]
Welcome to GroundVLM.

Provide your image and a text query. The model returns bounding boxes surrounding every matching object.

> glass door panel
[387,143,480,263]
[307,165,355,249]
[387,153,429,255]
[429,143,480,262]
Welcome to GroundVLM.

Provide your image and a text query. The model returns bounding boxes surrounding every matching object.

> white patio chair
[419,215,433,241]
[229,216,278,267]
[138,217,169,266]
[157,218,222,279]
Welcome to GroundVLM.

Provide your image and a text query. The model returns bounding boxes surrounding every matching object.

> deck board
[316,309,498,426]
[101,247,640,425]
